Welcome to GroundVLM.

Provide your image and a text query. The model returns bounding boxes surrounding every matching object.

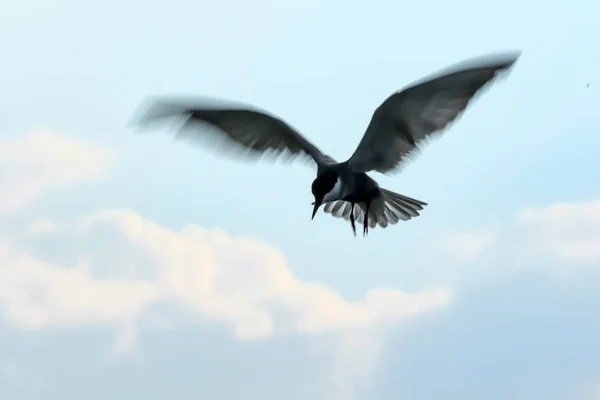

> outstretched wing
[347,51,521,174]
[322,189,427,229]
[133,97,336,167]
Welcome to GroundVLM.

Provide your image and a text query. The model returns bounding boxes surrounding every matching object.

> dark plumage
[134,51,520,236]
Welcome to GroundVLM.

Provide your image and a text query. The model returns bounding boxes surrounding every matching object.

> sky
[1,0,600,399]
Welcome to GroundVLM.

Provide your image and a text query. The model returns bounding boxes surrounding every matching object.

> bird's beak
[311,200,322,220]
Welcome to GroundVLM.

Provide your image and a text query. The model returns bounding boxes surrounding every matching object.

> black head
[311,170,338,220]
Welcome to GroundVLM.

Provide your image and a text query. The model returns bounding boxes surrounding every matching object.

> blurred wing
[322,189,427,229]
[133,97,336,167]
[347,51,521,174]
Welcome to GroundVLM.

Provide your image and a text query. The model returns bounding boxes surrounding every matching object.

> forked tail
[322,188,428,235]
[378,189,428,223]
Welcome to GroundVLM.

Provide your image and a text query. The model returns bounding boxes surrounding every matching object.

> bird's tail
[378,188,428,222]
[322,189,428,230]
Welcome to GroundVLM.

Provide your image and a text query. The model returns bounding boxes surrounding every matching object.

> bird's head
[311,170,339,220]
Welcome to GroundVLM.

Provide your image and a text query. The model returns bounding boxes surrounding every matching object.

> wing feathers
[134,97,336,167]
[347,51,521,174]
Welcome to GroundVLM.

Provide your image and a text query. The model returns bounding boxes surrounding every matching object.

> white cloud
[444,199,600,268]
[515,200,600,265]
[3,131,598,400]
[25,218,57,235]
[443,232,495,261]
[311,329,386,400]
[7,209,450,342]
[0,131,450,397]
[0,130,115,213]
[0,237,162,330]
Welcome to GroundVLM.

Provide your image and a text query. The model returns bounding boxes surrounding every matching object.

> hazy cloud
[444,199,600,269]
[0,131,450,398]
[0,131,115,213]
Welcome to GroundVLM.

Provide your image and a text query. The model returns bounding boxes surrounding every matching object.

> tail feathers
[380,189,427,216]
[361,189,427,228]
[322,189,427,230]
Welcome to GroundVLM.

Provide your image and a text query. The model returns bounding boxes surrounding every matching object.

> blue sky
[1,0,599,399]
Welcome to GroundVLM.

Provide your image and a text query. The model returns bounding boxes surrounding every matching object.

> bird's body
[134,51,520,236]
[309,162,426,235]
[313,164,381,235]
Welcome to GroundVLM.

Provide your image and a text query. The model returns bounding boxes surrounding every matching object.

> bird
[133,51,520,237]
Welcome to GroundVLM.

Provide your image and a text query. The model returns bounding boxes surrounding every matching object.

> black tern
[134,51,520,236]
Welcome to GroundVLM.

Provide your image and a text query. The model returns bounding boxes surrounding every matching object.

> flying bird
[134,52,520,236]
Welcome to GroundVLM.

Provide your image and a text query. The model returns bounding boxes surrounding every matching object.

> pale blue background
[1,0,599,398]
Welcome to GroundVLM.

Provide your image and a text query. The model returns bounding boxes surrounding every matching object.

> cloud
[444,199,600,269]
[387,199,600,400]
[3,131,599,400]
[0,236,162,330]
[443,232,495,261]
[310,329,386,400]
[514,200,600,265]
[1,210,449,397]
[0,130,115,213]
[0,131,450,398]
[7,209,450,343]
[25,218,57,235]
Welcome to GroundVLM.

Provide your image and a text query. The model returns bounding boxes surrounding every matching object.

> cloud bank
[0,131,451,399]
